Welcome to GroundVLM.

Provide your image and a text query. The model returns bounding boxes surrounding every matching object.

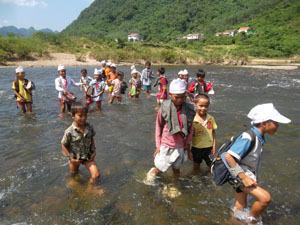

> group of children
[11,62,291,225]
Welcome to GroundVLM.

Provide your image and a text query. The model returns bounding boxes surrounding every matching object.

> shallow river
[0,65,299,225]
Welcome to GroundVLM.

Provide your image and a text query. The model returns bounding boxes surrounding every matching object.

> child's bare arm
[90,138,96,160]
[225,153,257,187]
[212,130,216,155]
[61,144,71,158]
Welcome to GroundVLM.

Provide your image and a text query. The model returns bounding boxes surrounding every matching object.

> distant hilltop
[0,26,57,37]
[63,0,300,42]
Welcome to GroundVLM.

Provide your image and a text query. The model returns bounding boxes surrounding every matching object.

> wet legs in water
[234,186,271,219]
[17,101,32,113]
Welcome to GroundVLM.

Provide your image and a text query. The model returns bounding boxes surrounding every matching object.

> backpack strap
[240,129,257,160]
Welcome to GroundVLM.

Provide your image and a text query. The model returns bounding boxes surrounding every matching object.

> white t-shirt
[141,68,153,86]
[55,76,78,99]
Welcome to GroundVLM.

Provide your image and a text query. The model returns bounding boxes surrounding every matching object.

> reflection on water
[0,66,299,224]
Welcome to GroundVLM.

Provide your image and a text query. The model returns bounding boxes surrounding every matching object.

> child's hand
[153,148,160,158]
[90,152,96,161]
[241,175,257,188]
[188,151,193,161]
[211,147,216,156]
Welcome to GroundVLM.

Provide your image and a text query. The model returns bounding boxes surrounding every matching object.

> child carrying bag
[211,129,256,185]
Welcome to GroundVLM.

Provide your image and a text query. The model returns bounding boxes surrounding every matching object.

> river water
[0,65,299,225]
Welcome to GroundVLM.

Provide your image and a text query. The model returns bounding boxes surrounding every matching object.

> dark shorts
[228,177,245,193]
[143,85,151,91]
[191,146,212,166]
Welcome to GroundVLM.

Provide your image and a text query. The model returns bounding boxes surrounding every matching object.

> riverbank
[1,52,299,70]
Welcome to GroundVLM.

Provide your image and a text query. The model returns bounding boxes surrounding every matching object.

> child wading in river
[12,66,35,114]
[89,69,106,111]
[61,103,100,184]
[145,78,195,185]
[223,103,291,224]
[191,94,217,172]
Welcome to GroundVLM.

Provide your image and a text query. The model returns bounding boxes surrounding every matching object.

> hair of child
[196,69,206,77]
[194,93,210,103]
[71,102,88,117]
[117,71,124,78]
[158,67,165,75]
[145,61,151,66]
[81,68,87,73]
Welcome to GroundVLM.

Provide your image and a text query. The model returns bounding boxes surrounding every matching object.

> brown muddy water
[0,65,299,225]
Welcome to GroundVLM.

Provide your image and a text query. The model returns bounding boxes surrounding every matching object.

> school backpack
[211,129,256,185]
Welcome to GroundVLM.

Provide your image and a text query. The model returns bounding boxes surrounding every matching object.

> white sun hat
[94,68,100,75]
[178,70,184,76]
[15,66,24,73]
[131,65,136,71]
[57,65,65,71]
[111,63,116,68]
[100,60,106,65]
[169,78,187,94]
[106,62,112,66]
[131,69,139,75]
[247,103,291,124]
[182,69,189,75]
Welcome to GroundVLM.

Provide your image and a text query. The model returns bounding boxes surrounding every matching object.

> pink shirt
[155,110,193,149]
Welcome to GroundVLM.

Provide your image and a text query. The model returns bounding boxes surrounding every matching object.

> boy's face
[195,98,209,116]
[81,71,87,77]
[170,93,186,107]
[146,63,151,69]
[263,120,279,135]
[59,70,66,78]
[17,72,25,80]
[183,74,189,81]
[73,111,87,127]
[197,75,204,82]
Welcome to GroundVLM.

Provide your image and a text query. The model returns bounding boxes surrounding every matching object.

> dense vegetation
[0,0,299,64]
[63,0,300,58]
[0,33,203,64]
[64,0,283,40]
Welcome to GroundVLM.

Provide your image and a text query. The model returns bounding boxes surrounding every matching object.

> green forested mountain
[63,0,298,41]
[1,0,299,63]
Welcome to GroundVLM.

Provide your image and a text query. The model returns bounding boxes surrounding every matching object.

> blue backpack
[211,129,256,185]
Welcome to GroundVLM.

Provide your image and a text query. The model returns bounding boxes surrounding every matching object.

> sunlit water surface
[0,65,299,225]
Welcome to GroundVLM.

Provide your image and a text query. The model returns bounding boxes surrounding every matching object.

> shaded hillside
[63,0,286,41]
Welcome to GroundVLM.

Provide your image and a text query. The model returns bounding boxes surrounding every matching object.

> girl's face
[94,74,100,80]
[195,98,209,116]
[81,72,87,77]
[170,93,186,107]
[263,120,279,135]
[73,111,87,127]
[133,73,137,78]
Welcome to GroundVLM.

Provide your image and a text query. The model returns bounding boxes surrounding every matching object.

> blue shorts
[143,85,151,91]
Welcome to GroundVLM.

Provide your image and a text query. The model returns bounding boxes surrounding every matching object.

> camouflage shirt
[61,122,96,160]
